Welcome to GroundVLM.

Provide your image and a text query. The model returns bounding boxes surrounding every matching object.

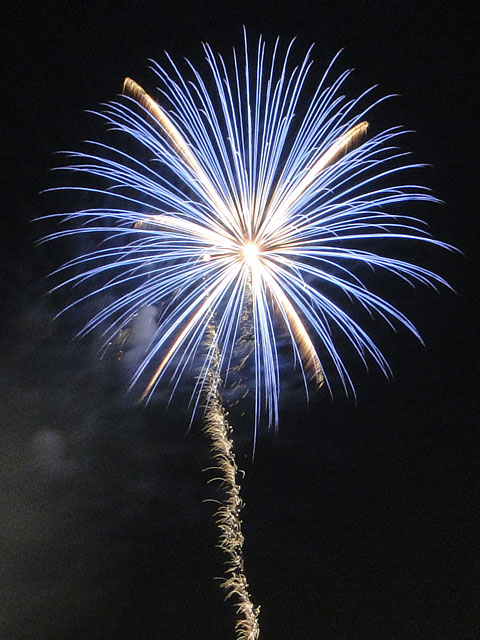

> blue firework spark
[45,34,451,429]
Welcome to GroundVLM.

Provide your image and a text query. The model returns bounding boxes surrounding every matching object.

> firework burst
[45,33,450,431]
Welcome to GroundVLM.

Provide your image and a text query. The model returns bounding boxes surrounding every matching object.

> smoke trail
[202,321,260,640]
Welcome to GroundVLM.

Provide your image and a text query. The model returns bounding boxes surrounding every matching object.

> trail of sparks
[203,322,260,640]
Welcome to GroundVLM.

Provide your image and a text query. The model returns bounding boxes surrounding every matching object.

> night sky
[1,2,478,639]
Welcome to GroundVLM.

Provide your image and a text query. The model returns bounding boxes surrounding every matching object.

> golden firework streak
[260,121,369,237]
[203,321,260,640]
[123,78,244,242]
[277,121,369,215]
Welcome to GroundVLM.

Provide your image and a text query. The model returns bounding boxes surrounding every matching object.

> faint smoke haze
[122,305,158,374]
[0,295,213,640]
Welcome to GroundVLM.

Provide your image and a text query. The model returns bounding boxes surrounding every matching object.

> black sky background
[1,2,478,639]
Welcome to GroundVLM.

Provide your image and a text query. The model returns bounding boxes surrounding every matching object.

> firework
[45,33,450,431]
[43,33,454,640]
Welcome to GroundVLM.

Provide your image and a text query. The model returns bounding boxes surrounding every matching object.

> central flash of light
[242,242,260,265]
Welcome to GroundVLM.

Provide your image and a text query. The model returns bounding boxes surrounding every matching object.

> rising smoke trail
[203,321,260,640]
